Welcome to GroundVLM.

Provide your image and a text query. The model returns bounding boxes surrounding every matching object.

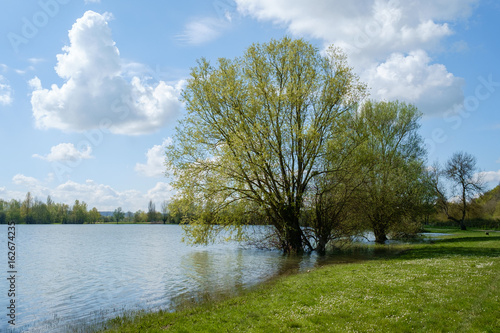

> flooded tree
[166,37,365,253]
[353,100,429,244]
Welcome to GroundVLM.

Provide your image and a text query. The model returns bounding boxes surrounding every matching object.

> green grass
[102,229,500,332]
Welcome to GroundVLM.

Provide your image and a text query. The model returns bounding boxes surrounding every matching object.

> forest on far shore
[0,196,182,225]
[1,184,499,229]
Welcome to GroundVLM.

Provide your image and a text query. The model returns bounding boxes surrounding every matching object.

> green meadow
[102,229,500,333]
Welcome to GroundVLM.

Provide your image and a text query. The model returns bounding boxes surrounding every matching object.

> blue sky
[0,0,499,212]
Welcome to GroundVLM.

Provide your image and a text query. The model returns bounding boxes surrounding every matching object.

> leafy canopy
[166,37,366,252]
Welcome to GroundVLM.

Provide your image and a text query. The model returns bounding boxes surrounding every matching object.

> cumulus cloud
[236,0,474,57]
[146,182,176,204]
[235,0,477,115]
[135,138,172,177]
[478,170,500,184]
[52,179,175,211]
[12,174,41,188]
[0,75,13,105]
[363,50,464,115]
[30,11,182,135]
[5,174,174,211]
[33,143,94,162]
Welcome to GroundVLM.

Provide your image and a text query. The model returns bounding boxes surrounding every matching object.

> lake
[1,224,340,333]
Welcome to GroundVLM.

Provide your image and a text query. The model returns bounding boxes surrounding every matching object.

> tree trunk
[459,219,467,231]
[281,207,304,254]
[373,223,388,244]
[316,236,328,256]
[283,223,303,254]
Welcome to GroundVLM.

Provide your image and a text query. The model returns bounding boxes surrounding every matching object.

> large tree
[354,100,429,244]
[166,37,365,253]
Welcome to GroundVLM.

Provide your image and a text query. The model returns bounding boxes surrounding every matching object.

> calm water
[0,224,330,333]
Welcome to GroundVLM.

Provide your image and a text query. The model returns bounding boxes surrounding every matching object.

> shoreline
[100,228,500,332]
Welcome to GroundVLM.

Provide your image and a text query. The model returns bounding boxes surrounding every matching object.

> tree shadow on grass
[434,235,500,244]
[397,236,500,260]
[401,247,500,260]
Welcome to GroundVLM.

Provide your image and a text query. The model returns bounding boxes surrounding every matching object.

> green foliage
[113,207,125,222]
[352,100,431,243]
[474,185,500,219]
[0,193,174,224]
[167,37,365,253]
[432,151,485,230]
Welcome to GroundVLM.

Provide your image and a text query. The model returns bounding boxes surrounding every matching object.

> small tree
[113,207,125,223]
[89,207,101,223]
[21,192,34,224]
[161,200,169,224]
[0,200,6,224]
[71,200,88,224]
[434,151,484,230]
[147,200,156,222]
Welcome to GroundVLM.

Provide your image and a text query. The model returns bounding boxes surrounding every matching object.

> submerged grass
[102,229,500,332]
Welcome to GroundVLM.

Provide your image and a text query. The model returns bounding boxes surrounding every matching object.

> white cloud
[236,0,475,57]
[135,138,172,177]
[4,174,174,211]
[30,11,182,135]
[147,182,176,204]
[0,75,13,105]
[51,180,174,211]
[28,77,42,90]
[177,17,229,45]
[33,143,94,162]
[28,58,45,65]
[235,0,477,115]
[478,170,500,184]
[363,50,464,115]
[85,0,101,3]
[12,174,41,188]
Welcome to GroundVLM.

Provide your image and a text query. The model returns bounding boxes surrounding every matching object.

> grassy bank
[102,229,500,332]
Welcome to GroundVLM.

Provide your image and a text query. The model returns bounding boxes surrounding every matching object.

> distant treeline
[0,194,181,224]
[2,185,499,228]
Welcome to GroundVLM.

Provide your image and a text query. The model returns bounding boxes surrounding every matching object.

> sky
[0,0,499,212]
